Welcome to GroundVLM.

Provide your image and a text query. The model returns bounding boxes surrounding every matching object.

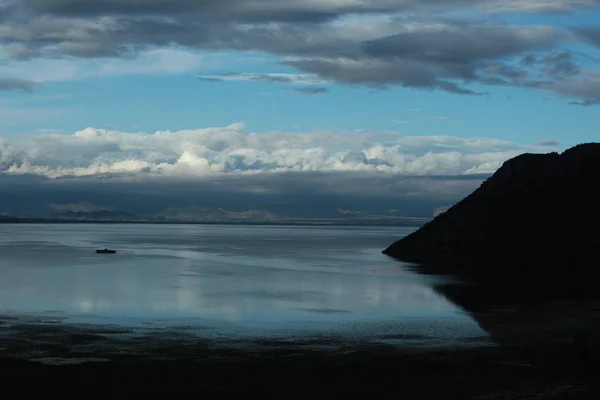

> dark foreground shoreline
[2,301,600,399]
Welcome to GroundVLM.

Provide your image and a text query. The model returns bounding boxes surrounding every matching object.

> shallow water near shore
[0,224,486,345]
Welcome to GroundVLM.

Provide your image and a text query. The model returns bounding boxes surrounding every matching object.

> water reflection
[0,224,484,340]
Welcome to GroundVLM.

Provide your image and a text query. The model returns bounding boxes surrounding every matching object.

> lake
[0,224,485,345]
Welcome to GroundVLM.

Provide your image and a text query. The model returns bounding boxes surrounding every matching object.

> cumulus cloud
[0,123,556,180]
[0,0,598,101]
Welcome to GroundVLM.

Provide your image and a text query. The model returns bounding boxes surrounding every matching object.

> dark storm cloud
[285,57,487,94]
[573,26,600,47]
[0,0,598,101]
[3,0,417,22]
[0,78,43,92]
[362,26,559,64]
[8,0,600,20]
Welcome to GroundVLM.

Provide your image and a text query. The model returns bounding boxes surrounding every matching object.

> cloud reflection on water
[0,224,483,340]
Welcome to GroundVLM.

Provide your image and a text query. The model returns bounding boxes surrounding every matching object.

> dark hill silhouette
[383,143,600,304]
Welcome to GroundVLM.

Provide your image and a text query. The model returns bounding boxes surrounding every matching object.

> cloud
[569,99,600,105]
[479,0,600,13]
[0,0,597,101]
[96,49,206,76]
[0,123,557,180]
[290,87,329,94]
[0,49,207,82]
[573,26,600,48]
[0,78,43,92]
[198,73,327,85]
[434,116,449,120]
[535,139,560,146]
[540,69,600,105]
[0,0,416,22]
[281,22,566,94]
[4,1,600,21]
[514,52,600,104]
[392,120,409,124]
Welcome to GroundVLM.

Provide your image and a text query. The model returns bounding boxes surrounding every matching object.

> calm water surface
[0,224,484,343]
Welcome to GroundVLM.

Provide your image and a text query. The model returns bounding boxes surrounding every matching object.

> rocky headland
[384,143,600,305]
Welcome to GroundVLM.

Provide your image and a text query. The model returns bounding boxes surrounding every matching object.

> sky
[1,0,600,218]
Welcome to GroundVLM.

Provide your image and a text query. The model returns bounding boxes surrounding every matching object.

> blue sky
[1,0,600,182]
[3,47,599,148]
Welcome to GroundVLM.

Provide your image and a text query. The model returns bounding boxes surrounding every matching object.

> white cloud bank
[0,123,557,179]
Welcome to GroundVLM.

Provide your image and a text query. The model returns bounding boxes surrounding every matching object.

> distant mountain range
[0,173,471,226]
[0,206,430,226]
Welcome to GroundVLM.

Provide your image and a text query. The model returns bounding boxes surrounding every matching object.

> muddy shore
[2,301,600,399]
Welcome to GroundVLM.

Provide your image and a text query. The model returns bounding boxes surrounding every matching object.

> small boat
[96,249,117,254]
